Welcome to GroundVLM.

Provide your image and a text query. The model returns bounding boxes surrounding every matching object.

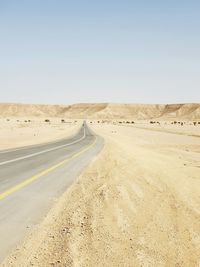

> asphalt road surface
[0,122,103,263]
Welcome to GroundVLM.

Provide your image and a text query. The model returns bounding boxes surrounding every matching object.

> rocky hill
[0,103,199,120]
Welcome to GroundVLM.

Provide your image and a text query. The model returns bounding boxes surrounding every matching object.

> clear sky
[0,0,199,104]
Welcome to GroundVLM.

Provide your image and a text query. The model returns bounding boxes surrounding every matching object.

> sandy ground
[0,118,80,150]
[1,122,200,267]
[129,120,200,137]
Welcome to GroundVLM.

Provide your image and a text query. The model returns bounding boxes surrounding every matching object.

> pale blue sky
[0,0,199,104]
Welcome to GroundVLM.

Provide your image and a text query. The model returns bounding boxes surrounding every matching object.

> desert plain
[0,103,200,267]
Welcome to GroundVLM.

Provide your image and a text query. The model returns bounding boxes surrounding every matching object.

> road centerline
[0,127,86,166]
[0,136,96,201]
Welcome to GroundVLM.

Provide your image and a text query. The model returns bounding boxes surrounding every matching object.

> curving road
[0,122,103,262]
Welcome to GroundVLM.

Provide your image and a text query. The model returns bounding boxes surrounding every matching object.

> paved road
[0,122,103,263]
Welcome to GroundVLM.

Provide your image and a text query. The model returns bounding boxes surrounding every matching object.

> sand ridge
[0,103,200,120]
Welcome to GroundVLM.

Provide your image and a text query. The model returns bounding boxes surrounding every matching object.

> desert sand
[2,120,200,267]
[0,118,80,150]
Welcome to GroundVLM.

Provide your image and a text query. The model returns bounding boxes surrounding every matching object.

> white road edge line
[0,126,82,154]
[0,127,86,166]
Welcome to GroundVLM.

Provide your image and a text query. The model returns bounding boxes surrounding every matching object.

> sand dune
[0,103,199,120]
